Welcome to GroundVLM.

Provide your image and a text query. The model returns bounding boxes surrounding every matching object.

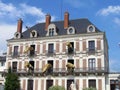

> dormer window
[46,24,57,36]
[87,25,95,32]
[49,28,54,36]
[14,32,21,39]
[30,30,37,38]
[67,26,75,34]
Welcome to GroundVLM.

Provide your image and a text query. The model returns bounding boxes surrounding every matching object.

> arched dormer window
[87,25,95,33]
[30,30,37,38]
[14,32,21,39]
[46,24,57,36]
[67,26,75,34]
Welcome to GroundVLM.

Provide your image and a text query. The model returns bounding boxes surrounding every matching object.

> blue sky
[0,0,120,72]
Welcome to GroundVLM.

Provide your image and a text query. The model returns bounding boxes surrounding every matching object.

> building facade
[6,12,109,90]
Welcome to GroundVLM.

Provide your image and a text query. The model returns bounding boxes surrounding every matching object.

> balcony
[66,48,76,55]
[46,50,56,56]
[86,48,97,55]
[3,67,108,76]
[11,52,20,58]
[27,51,37,57]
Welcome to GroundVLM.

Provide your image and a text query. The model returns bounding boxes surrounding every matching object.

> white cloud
[97,6,120,16]
[0,1,56,55]
[114,17,120,26]
[0,1,55,23]
[0,24,17,54]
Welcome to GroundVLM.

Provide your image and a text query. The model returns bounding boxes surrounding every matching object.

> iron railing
[3,67,108,75]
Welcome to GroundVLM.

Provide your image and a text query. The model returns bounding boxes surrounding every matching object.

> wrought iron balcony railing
[86,48,97,54]
[3,67,108,76]
[46,50,56,56]
[65,48,76,54]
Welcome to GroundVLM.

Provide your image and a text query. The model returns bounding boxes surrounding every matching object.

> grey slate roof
[20,18,101,39]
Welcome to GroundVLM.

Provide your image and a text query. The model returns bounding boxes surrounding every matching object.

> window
[30,30,37,38]
[88,58,95,71]
[48,44,54,53]
[49,28,54,36]
[87,25,95,32]
[67,79,74,90]
[89,79,96,88]
[14,32,21,39]
[110,80,119,90]
[67,59,74,73]
[27,80,33,90]
[88,41,95,52]
[29,61,34,72]
[46,24,57,36]
[67,42,74,54]
[12,62,17,72]
[67,26,75,34]
[46,80,53,90]
[47,60,53,74]
[30,45,35,56]
[13,46,19,56]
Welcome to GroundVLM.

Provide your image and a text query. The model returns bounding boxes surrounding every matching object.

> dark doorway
[29,61,34,71]
[30,45,35,56]
[88,79,96,88]
[27,79,33,90]
[47,60,53,74]
[46,80,53,90]
[67,42,74,54]
[67,79,74,90]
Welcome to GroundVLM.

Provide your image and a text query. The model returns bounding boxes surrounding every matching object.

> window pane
[48,44,54,53]
[89,41,95,51]
[13,46,18,56]
[89,58,95,70]
[89,80,96,88]
[27,80,33,90]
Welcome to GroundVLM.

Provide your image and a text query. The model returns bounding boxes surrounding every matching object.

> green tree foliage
[49,85,65,90]
[4,67,20,90]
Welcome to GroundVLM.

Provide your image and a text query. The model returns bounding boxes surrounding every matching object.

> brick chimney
[45,14,51,30]
[64,12,69,29]
[17,18,23,33]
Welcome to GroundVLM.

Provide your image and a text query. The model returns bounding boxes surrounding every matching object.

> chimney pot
[64,12,69,29]
[45,14,51,30]
[17,18,23,33]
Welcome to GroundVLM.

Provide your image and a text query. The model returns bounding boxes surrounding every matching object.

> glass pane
[48,44,54,53]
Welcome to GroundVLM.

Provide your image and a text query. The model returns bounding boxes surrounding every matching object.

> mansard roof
[13,18,102,39]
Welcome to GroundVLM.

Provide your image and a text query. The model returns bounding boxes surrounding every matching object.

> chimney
[17,18,23,33]
[45,14,51,30]
[64,12,69,29]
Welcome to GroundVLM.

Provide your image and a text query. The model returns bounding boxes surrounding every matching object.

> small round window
[69,28,73,33]
[67,26,75,34]
[87,25,95,32]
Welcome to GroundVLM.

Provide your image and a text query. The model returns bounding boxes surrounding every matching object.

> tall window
[48,44,54,53]
[88,58,95,70]
[67,79,74,90]
[88,41,95,51]
[46,80,53,90]
[27,80,33,90]
[13,46,18,56]
[49,28,54,36]
[67,42,74,54]
[30,45,35,56]
[12,62,17,72]
[89,79,96,88]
